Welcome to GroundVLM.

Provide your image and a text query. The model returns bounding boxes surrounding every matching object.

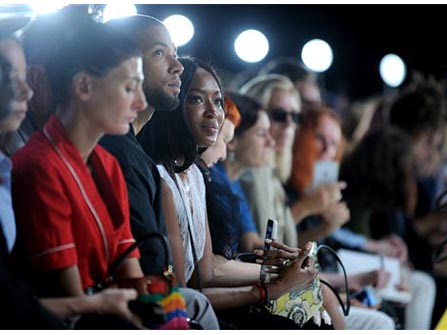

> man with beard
[99,15,220,330]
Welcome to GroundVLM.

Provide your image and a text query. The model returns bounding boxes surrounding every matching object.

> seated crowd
[0,6,446,330]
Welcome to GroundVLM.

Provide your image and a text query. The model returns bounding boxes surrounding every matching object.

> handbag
[102,232,190,330]
[266,242,350,327]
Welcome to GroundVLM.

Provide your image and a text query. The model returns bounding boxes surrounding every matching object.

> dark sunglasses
[270,108,302,125]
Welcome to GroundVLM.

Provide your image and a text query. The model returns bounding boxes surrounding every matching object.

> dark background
[136,4,447,102]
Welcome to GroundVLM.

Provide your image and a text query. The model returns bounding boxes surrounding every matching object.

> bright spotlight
[234,29,269,63]
[301,39,333,73]
[103,3,137,23]
[379,54,406,88]
[30,2,68,16]
[163,15,194,47]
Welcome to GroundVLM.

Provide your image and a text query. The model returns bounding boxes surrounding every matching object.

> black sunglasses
[270,108,302,125]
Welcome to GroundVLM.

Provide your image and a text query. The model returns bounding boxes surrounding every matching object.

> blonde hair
[240,73,300,108]
[240,74,301,182]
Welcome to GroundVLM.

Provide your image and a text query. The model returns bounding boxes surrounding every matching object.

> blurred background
[3,3,447,102]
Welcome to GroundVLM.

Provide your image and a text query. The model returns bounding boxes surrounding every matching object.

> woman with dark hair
[198,94,242,259]
[341,127,416,235]
[12,18,147,298]
[137,57,225,285]
[341,126,437,330]
[138,57,319,329]
[206,92,275,253]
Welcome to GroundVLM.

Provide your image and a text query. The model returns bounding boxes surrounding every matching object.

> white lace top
[157,164,206,283]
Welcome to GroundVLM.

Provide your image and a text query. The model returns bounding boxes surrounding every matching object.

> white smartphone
[260,219,278,283]
[312,160,339,188]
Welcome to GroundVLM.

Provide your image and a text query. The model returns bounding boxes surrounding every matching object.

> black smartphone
[236,252,258,263]
[128,300,166,326]
[260,219,278,283]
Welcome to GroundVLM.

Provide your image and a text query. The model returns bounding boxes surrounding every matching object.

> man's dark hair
[105,14,164,50]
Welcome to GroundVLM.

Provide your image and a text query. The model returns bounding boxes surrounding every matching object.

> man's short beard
[145,86,180,111]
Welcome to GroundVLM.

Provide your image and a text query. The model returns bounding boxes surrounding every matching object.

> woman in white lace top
[137,57,320,329]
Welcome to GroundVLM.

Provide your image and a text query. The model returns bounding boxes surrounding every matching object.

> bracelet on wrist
[256,282,270,306]
[255,283,266,305]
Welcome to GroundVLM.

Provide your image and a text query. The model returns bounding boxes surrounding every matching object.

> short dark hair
[105,14,164,50]
[389,84,447,136]
[137,57,223,175]
[0,55,14,122]
[225,92,262,137]
[46,19,141,107]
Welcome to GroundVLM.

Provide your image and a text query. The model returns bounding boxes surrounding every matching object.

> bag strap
[108,232,171,277]
[317,244,351,316]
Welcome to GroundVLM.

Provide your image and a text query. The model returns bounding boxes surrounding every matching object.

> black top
[100,128,170,275]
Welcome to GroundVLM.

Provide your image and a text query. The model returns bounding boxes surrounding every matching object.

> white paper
[337,249,412,304]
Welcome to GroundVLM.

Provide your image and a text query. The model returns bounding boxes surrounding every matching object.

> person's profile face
[184,67,224,148]
[314,114,342,161]
[0,39,33,133]
[235,111,275,167]
[413,129,443,177]
[140,25,184,111]
[86,56,147,136]
[268,89,300,152]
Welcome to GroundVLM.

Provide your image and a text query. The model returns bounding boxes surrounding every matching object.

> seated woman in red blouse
[12,17,147,297]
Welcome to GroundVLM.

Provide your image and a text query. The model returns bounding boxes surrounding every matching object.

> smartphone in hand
[236,252,258,263]
[260,219,278,283]
[312,160,339,188]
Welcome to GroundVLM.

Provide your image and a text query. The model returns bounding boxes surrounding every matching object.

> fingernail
[254,249,263,256]
[265,239,272,244]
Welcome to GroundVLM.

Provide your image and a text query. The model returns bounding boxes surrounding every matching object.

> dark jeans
[74,314,139,330]
[217,305,334,330]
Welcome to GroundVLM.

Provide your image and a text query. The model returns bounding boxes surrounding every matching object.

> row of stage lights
[4,3,407,88]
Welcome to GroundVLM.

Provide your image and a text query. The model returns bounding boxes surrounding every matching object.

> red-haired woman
[287,105,349,245]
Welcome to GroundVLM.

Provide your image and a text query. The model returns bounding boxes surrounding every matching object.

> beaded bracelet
[256,282,269,305]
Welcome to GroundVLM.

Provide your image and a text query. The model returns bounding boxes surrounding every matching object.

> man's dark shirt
[100,127,169,275]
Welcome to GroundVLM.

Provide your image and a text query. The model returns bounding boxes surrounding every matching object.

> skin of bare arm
[53,265,85,296]
[115,257,144,281]
[40,288,142,327]
[321,283,345,329]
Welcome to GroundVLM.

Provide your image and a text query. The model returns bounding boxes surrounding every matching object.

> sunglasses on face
[270,108,302,125]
